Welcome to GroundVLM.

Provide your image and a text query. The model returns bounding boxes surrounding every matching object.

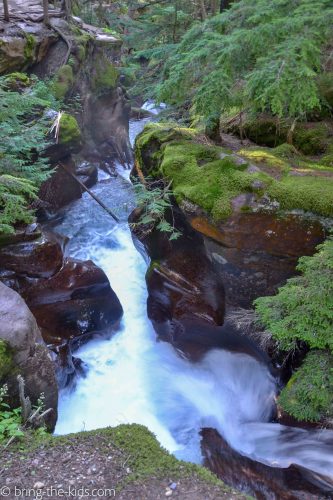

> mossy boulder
[279,350,333,423]
[135,123,333,220]
[58,113,82,148]
[293,122,331,155]
[51,65,74,100]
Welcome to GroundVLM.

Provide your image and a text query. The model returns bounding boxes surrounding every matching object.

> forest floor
[0,425,246,499]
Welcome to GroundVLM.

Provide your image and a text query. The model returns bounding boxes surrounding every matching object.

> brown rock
[23,258,123,344]
[189,213,326,307]
[38,157,83,210]
[201,428,332,499]
[130,205,225,346]
[0,230,66,278]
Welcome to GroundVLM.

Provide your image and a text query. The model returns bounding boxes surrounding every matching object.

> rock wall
[0,282,58,430]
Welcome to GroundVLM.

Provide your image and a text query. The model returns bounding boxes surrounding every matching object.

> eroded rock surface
[201,428,332,499]
[0,282,58,429]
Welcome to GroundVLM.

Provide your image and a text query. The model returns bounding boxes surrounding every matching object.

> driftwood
[59,162,120,223]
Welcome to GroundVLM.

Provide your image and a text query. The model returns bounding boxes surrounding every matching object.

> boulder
[38,157,82,210]
[0,230,66,279]
[0,282,58,430]
[23,258,124,345]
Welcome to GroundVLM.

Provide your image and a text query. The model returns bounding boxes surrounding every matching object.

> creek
[53,114,333,492]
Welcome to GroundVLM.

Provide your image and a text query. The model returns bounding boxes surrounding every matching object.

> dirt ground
[0,428,246,500]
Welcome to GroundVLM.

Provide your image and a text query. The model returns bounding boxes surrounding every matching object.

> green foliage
[0,77,57,234]
[156,0,333,120]
[131,179,181,240]
[52,65,74,100]
[0,385,24,442]
[255,239,333,353]
[0,341,13,381]
[279,350,333,422]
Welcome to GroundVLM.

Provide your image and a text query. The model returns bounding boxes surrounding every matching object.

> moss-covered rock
[92,56,118,94]
[293,123,331,155]
[279,350,333,423]
[135,123,333,220]
[58,113,82,147]
[0,340,13,381]
[23,33,36,62]
[51,65,74,100]
[4,72,31,91]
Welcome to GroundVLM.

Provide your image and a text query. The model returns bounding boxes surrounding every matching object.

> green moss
[239,146,291,174]
[23,34,36,61]
[267,175,333,217]
[58,113,81,146]
[76,44,86,63]
[51,65,74,100]
[321,144,333,167]
[279,351,333,422]
[93,57,119,94]
[136,123,333,221]
[4,72,31,91]
[0,340,14,381]
[293,123,330,155]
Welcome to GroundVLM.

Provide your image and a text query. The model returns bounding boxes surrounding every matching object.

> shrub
[255,239,333,353]
[278,350,333,422]
[0,77,57,234]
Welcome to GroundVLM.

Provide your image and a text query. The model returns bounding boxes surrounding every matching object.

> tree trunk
[43,0,50,25]
[61,0,71,20]
[211,0,218,15]
[3,0,10,22]
[197,0,207,20]
[220,0,232,13]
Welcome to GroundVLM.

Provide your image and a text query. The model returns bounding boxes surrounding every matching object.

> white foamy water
[54,119,333,483]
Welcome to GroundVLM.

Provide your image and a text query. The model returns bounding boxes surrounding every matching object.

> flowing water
[54,117,333,485]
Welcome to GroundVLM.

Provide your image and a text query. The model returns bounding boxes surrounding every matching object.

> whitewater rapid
[54,119,333,482]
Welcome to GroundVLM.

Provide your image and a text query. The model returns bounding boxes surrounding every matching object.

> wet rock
[189,213,326,307]
[38,157,83,210]
[130,205,225,345]
[0,230,66,278]
[76,162,98,189]
[23,258,123,344]
[0,282,58,430]
[201,428,332,499]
